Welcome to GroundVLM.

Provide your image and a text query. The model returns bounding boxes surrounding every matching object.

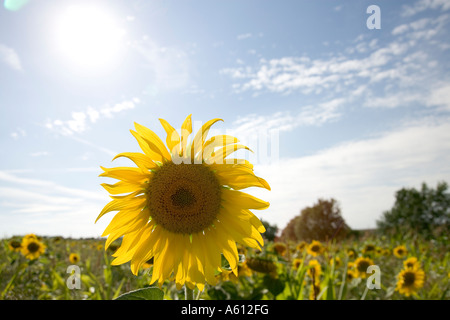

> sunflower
[96,115,270,290]
[362,243,376,255]
[272,242,287,256]
[21,237,46,260]
[346,269,358,282]
[246,257,277,275]
[403,257,421,270]
[8,239,22,252]
[307,259,322,282]
[307,240,324,257]
[69,253,80,264]
[346,248,356,259]
[393,245,408,258]
[292,258,303,270]
[354,257,374,279]
[309,283,321,300]
[395,268,425,297]
[296,241,307,252]
[329,256,342,268]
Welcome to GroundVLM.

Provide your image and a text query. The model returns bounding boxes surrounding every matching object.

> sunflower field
[1,232,448,300]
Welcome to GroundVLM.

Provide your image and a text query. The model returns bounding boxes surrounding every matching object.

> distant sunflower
[307,240,324,257]
[393,245,408,258]
[346,269,358,282]
[307,259,322,282]
[362,243,376,255]
[309,283,321,300]
[8,239,22,252]
[396,268,425,297]
[96,115,270,290]
[246,257,277,276]
[296,241,307,252]
[346,248,356,259]
[21,237,46,260]
[292,258,303,270]
[272,242,287,256]
[69,253,80,264]
[329,256,342,268]
[354,257,374,279]
[403,257,420,270]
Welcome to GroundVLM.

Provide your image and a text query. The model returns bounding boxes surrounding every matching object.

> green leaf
[114,287,164,300]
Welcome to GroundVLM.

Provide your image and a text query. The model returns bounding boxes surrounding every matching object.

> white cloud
[45,98,139,136]
[427,83,450,110]
[30,151,49,157]
[402,0,450,17]
[0,44,22,71]
[10,128,26,140]
[237,33,252,40]
[252,117,450,231]
[0,171,109,237]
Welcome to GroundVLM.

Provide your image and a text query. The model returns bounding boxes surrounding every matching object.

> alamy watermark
[66,265,81,289]
[367,5,381,30]
[366,265,381,290]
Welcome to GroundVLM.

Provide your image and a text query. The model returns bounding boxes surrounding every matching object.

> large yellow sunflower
[96,115,270,290]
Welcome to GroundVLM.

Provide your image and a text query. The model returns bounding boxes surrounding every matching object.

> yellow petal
[99,166,150,183]
[100,181,145,195]
[180,114,192,157]
[112,152,157,171]
[190,118,223,160]
[159,118,180,155]
[202,135,239,159]
[221,189,270,210]
[95,195,146,223]
[206,144,252,165]
[134,122,171,161]
[130,130,164,163]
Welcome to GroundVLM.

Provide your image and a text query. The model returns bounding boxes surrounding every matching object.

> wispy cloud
[401,0,450,17]
[0,171,108,237]
[44,97,140,136]
[30,151,49,157]
[253,116,450,230]
[237,33,252,40]
[10,127,26,140]
[0,44,23,71]
[220,9,450,116]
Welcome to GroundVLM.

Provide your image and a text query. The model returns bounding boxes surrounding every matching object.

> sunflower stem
[185,286,195,300]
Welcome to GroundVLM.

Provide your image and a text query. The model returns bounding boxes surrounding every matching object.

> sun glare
[54,5,125,70]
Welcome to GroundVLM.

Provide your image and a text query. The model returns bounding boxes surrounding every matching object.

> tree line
[262,181,450,242]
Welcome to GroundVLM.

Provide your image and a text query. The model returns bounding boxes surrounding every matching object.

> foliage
[281,198,350,242]
[1,231,448,300]
[377,181,450,239]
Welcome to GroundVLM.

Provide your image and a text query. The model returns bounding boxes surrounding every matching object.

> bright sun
[54,5,125,70]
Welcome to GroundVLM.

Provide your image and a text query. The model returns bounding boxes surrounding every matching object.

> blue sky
[1,0,450,238]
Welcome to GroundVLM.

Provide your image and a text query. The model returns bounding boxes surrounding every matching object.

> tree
[261,219,278,242]
[280,198,350,242]
[376,181,450,238]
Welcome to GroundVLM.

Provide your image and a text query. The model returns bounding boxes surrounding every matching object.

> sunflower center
[171,187,196,207]
[357,260,370,273]
[311,245,320,252]
[27,242,40,253]
[147,162,222,234]
[403,271,416,286]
